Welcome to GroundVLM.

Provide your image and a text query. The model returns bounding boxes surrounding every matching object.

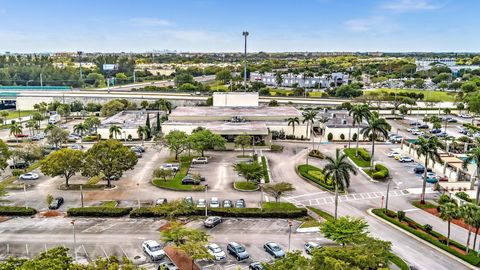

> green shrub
[424,224,433,234]
[297,164,336,191]
[358,148,371,162]
[0,206,37,216]
[309,149,325,159]
[375,164,389,177]
[11,169,25,177]
[455,192,472,202]
[261,156,270,183]
[270,144,284,152]
[397,210,405,222]
[438,194,454,205]
[340,134,345,140]
[344,148,371,167]
[365,163,389,180]
[67,207,132,217]
[327,133,333,141]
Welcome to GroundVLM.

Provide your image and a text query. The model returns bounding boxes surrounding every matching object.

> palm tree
[25,119,36,136]
[73,123,88,143]
[416,137,441,204]
[443,108,451,133]
[461,204,479,253]
[349,104,372,157]
[32,112,43,129]
[287,117,300,138]
[109,125,122,139]
[323,149,357,220]
[463,146,480,199]
[439,202,458,246]
[317,116,329,144]
[471,207,480,251]
[360,115,391,170]
[302,109,318,145]
[137,125,149,146]
[9,122,22,143]
[85,116,101,134]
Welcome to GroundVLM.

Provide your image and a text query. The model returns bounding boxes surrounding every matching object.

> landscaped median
[152,156,205,191]
[130,202,307,218]
[261,156,270,183]
[344,148,389,181]
[297,164,336,192]
[0,206,37,216]
[67,207,133,217]
[233,181,259,191]
[372,208,480,267]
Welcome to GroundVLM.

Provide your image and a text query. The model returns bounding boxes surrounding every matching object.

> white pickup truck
[161,163,180,172]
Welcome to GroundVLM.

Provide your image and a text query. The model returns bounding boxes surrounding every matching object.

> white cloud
[381,0,440,12]
[344,16,399,33]
[130,17,171,27]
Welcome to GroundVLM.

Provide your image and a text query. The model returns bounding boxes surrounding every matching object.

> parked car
[68,135,79,141]
[132,145,145,152]
[182,175,200,185]
[458,127,468,135]
[10,162,29,169]
[192,157,208,164]
[304,241,321,255]
[409,122,421,126]
[69,144,83,150]
[429,129,441,134]
[399,156,413,163]
[263,242,285,258]
[142,240,166,261]
[210,197,220,208]
[157,262,179,270]
[460,114,472,118]
[389,136,403,143]
[206,243,226,261]
[227,242,249,261]
[184,196,193,205]
[447,118,458,123]
[418,124,429,129]
[155,198,168,205]
[436,132,448,138]
[249,262,265,270]
[204,216,222,228]
[437,176,449,182]
[426,172,437,183]
[161,163,180,172]
[19,172,39,180]
[49,197,64,210]
[407,127,419,132]
[197,199,206,208]
[412,130,424,136]
[223,200,233,208]
[235,199,246,208]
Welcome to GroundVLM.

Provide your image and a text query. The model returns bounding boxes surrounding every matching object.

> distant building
[416,58,479,75]
[314,110,364,141]
[97,110,164,140]
[250,72,349,88]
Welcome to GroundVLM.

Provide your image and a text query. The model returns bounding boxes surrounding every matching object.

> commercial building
[97,110,164,140]
[315,110,362,141]
[161,92,308,145]
[250,72,349,88]
[416,58,479,75]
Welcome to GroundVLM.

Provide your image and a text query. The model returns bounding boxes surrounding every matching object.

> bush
[424,224,433,234]
[67,207,133,217]
[352,133,358,141]
[455,192,472,202]
[358,148,371,162]
[327,133,333,141]
[366,163,390,180]
[340,134,345,140]
[270,144,284,152]
[0,206,37,216]
[438,194,454,205]
[397,210,405,222]
[385,210,397,218]
[11,169,25,177]
[407,220,418,229]
[297,164,336,191]
[286,135,295,140]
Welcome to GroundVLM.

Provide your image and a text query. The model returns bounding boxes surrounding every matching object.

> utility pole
[40,73,43,88]
[77,51,83,80]
[242,31,249,90]
[133,70,136,84]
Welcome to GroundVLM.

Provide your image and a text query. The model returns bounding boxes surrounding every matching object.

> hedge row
[67,207,133,217]
[0,206,37,216]
[130,207,307,218]
[372,209,480,266]
[463,123,480,132]
[357,148,371,162]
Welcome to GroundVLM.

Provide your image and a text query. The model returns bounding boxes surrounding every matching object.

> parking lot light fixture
[80,184,84,208]
[288,220,292,252]
[205,184,208,217]
[137,183,140,209]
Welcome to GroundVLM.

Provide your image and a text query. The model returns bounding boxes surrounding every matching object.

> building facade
[250,72,349,88]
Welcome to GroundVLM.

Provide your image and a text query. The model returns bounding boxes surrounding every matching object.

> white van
[48,114,61,124]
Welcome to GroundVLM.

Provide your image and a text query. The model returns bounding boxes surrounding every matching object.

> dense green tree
[100,100,127,117]
[83,139,138,187]
[233,162,263,182]
[215,69,232,84]
[0,139,11,173]
[84,116,101,133]
[189,129,226,157]
[174,73,194,86]
[234,133,251,156]
[263,251,310,270]
[164,130,189,160]
[12,142,44,164]
[263,182,295,203]
[40,148,84,187]
[320,216,368,246]
[47,126,68,148]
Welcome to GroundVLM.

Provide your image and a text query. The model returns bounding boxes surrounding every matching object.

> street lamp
[71,219,78,262]
[384,177,392,212]
[205,184,208,217]
[288,220,292,252]
[242,31,249,90]
[23,183,27,209]
[137,182,140,209]
[259,183,264,210]
[80,184,84,208]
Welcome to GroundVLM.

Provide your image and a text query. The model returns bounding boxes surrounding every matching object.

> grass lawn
[100,201,117,208]
[234,181,258,191]
[307,91,325,98]
[306,206,334,222]
[269,89,293,96]
[412,200,437,209]
[344,148,371,167]
[261,156,270,183]
[4,110,37,120]
[152,156,205,191]
[210,84,229,91]
[364,88,456,102]
[389,253,410,270]
[262,202,298,210]
[298,216,321,228]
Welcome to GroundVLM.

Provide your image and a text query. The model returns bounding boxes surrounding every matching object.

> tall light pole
[40,73,43,88]
[288,220,292,252]
[71,219,77,262]
[242,31,249,90]
[205,184,208,217]
[77,51,83,80]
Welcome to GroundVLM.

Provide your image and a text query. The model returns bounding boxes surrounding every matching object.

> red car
[14,134,29,138]
[437,176,448,182]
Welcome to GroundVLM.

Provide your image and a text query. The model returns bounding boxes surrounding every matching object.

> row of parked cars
[387,150,413,162]
[193,197,246,209]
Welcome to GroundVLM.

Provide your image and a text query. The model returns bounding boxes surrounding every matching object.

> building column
[443,162,447,175]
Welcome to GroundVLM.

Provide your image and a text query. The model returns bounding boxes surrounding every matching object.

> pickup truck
[192,157,208,164]
[161,163,180,172]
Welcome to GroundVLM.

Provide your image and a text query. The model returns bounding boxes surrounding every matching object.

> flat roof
[100,110,163,129]
[163,121,269,135]
[169,106,302,118]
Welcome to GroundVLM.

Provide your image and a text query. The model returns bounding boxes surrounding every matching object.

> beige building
[162,92,308,144]
[97,110,163,140]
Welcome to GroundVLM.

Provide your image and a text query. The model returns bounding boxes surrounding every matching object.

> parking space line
[101,246,108,257]
[82,245,89,260]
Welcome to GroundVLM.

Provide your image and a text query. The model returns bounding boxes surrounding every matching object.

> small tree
[164,130,188,160]
[153,168,172,182]
[320,216,368,246]
[439,202,458,246]
[47,126,68,149]
[40,148,84,187]
[263,182,295,203]
[46,194,54,207]
[189,129,226,157]
[234,133,251,156]
[340,134,345,141]
[233,162,263,182]
[327,133,333,141]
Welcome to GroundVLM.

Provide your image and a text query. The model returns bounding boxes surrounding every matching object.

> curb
[367,208,477,270]
[342,149,378,183]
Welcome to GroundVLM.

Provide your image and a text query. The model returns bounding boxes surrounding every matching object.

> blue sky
[0,0,478,53]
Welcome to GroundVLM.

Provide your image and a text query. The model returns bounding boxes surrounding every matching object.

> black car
[49,197,64,210]
[447,118,458,123]
[249,262,265,270]
[418,124,429,129]
[181,175,200,185]
[429,129,441,134]
[413,165,432,174]
[9,162,29,169]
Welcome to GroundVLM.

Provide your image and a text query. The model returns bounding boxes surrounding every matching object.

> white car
[387,151,401,157]
[197,199,206,208]
[210,197,220,208]
[460,114,472,118]
[69,144,83,150]
[412,130,424,136]
[407,128,419,133]
[206,243,226,261]
[19,172,39,180]
[399,156,413,163]
[304,241,321,255]
[161,163,180,172]
[142,240,165,261]
[192,157,208,164]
